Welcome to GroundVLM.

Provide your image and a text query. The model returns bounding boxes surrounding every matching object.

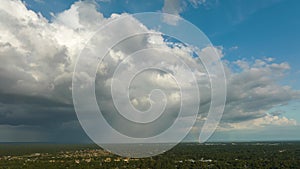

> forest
[0,142,300,169]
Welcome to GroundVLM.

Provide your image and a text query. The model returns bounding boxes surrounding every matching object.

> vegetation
[1,142,300,169]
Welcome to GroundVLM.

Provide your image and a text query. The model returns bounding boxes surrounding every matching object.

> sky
[0,0,299,143]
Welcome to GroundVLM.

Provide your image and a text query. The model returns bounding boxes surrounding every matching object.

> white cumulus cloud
[0,0,299,142]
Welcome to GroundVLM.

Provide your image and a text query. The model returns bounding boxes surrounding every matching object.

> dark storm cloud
[0,93,75,126]
[0,93,72,107]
